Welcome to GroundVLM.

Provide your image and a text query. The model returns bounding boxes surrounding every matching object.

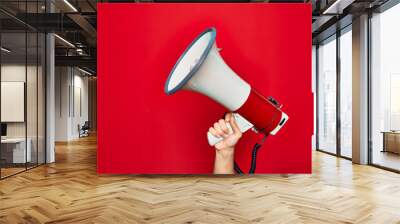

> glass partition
[38,32,45,165]
[317,36,337,154]
[1,30,28,177]
[27,30,38,169]
[0,1,46,179]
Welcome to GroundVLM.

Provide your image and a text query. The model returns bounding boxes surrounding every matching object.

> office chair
[79,121,90,138]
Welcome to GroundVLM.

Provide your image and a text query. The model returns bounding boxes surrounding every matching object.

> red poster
[98,3,312,174]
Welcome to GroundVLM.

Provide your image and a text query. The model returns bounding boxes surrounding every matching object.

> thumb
[228,114,241,134]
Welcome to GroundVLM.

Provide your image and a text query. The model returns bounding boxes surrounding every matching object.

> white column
[46,32,55,163]
[352,14,369,164]
[55,67,74,141]
[45,0,56,163]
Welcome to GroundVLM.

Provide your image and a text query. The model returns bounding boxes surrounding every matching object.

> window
[370,3,400,171]
[317,36,337,154]
[339,28,352,158]
[312,45,317,150]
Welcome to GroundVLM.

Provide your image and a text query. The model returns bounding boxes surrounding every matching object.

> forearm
[213,147,235,174]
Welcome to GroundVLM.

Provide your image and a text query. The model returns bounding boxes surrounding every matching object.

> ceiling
[0,0,97,74]
[311,0,391,43]
[1,0,397,74]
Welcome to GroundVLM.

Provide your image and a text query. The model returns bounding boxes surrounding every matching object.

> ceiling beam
[55,55,96,71]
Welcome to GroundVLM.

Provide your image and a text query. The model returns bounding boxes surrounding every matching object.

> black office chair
[79,121,90,138]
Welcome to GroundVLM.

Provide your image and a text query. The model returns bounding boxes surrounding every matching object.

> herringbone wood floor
[1,134,400,224]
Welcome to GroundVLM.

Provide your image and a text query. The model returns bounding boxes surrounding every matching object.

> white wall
[1,65,27,140]
[1,65,39,137]
[55,66,70,141]
[1,63,46,164]
[72,73,89,138]
[55,67,89,141]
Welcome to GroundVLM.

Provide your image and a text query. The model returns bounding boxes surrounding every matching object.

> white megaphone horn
[165,27,288,146]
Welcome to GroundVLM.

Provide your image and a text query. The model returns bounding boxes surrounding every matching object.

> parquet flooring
[0,134,400,223]
[1,167,26,178]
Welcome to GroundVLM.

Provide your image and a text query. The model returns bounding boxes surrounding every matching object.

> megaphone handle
[207,113,253,146]
[207,124,233,146]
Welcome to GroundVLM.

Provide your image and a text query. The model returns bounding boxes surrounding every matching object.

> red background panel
[97,3,312,174]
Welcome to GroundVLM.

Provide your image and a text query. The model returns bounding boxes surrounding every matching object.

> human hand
[209,113,243,174]
[208,113,243,151]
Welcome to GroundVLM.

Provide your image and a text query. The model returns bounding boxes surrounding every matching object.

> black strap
[234,133,268,174]
[249,142,263,174]
[234,162,244,174]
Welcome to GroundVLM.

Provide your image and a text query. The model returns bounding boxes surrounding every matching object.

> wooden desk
[382,131,400,154]
[1,138,32,164]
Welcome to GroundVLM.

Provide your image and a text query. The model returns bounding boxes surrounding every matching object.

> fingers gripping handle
[207,113,254,146]
[207,123,234,146]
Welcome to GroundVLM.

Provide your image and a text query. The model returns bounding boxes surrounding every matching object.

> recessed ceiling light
[323,0,354,15]
[54,34,75,48]
[63,0,78,12]
[1,47,11,53]
[78,67,93,76]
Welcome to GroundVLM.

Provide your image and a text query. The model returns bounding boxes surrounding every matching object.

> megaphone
[165,27,288,146]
